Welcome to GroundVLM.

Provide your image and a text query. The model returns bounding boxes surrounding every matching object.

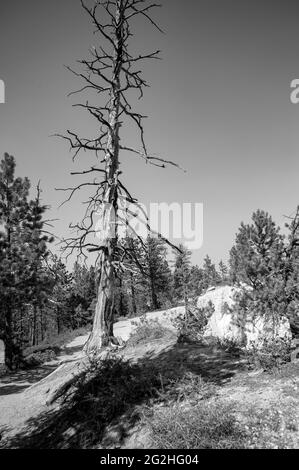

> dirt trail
[2,319,298,449]
[0,309,180,443]
[0,330,245,449]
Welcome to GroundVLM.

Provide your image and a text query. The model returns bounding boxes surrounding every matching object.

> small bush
[23,343,61,357]
[216,337,243,355]
[245,336,291,372]
[127,316,173,347]
[173,300,214,343]
[145,401,245,449]
[24,350,57,367]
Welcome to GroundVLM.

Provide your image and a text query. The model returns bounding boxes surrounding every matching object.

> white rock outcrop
[197,285,291,346]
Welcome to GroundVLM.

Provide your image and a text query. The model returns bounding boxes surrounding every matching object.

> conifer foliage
[0,154,96,368]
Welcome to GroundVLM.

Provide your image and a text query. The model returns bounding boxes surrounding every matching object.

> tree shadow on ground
[1,340,245,449]
[0,364,58,396]
[0,341,86,398]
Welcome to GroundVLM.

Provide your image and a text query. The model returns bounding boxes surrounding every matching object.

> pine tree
[202,255,221,291]
[0,153,30,368]
[229,209,286,336]
[68,262,96,327]
[229,210,284,288]
[281,207,299,338]
[189,265,204,297]
[121,237,145,316]
[173,244,192,304]
[21,185,54,346]
[219,260,228,284]
[141,236,173,311]
[49,256,73,334]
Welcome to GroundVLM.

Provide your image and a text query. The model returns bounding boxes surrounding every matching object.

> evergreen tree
[141,236,173,311]
[189,265,204,297]
[120,237,146,317]
[0,153,30,368]
[281,208,299,338]
[50,256,73,334]
[229,210,284,288]
[68,262,96,327]
[201,255,221,291]
[229,210,286,336]
[173,244,192,304]
[219,260,229,284]
[21,185,54,346]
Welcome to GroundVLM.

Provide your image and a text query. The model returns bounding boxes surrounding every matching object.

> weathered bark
[84,245,116,352]
[61,0,177,354]
[84,1,123,353]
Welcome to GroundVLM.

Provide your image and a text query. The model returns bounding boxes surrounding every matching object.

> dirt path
[0,309,182,444]
[1,306,263,449]
[2,323,297,449]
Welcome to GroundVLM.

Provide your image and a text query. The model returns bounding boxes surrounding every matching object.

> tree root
[25,344,126,407]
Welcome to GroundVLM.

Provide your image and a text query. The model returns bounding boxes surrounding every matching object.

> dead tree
[58,0,181,354]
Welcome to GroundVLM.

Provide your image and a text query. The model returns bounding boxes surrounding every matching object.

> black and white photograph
[0,0,299,453]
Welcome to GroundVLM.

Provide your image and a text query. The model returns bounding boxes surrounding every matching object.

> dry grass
[144,401,246,449]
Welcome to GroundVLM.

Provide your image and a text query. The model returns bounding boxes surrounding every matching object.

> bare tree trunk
[84,1,123,354]
[85,247,115,351]
[60,0,180,355]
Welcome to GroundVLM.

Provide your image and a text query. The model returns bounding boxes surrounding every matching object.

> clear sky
[1,0,299,267]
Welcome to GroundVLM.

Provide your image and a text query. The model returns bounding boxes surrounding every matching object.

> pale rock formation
[197,285,291,346]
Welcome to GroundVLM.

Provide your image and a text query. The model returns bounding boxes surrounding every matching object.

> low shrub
[127,316,173,347]
[245,336,292,372]
[173,300,214,343]
[24,349,57,367]
[23,343,61,358]
[216,337,243,355]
